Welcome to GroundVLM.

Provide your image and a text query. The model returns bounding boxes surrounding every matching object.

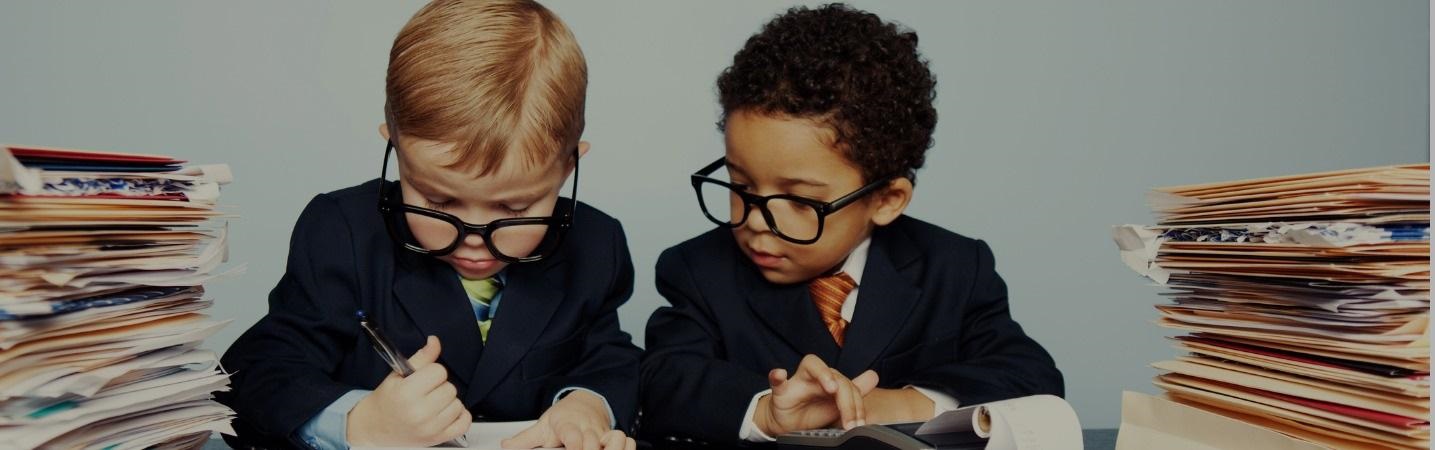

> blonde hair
[386,0,587,175]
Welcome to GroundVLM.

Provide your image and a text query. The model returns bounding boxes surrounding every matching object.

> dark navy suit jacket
[639,216,1063,445]
[219,179,641,449]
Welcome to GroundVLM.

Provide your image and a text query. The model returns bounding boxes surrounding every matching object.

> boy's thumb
[408,335,442,368]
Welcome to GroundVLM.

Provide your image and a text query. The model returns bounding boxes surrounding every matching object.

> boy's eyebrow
[488,187,551,205]
[405,176,451,198]
[725,161,829,188]
[778,177,828,188]
[479,173,567,204]
[724,161,748,177]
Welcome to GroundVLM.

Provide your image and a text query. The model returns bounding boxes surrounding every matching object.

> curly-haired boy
[638,4,1064,445]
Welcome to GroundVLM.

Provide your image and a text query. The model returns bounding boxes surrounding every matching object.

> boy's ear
[577,140,590,158]
[378,123,391,141]
[871,177,914,227]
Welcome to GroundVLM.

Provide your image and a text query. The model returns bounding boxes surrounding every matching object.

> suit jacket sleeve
[219,194,367,448]
[535,222,643,432]
[639,248,770,445]
[889,240,1064,405]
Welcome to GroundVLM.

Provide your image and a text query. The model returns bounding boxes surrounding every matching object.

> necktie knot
[809,272,856,347]
[460,277,503,341]
[461,277,503,303]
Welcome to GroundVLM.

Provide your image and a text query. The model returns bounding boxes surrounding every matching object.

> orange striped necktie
[809,272,857,347]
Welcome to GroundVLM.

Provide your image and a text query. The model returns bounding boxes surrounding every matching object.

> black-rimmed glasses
[690,157,896,245]
[377,141,579,263]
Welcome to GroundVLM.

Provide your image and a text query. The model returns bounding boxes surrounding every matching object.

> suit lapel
[741,259,841,364]
[391,252,483,387]
[836,226,923,376]
[463,255,567,406]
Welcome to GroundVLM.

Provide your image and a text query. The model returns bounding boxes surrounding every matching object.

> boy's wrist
[901,386,935,421]
[862,387,935,424]
[345,395,374,446]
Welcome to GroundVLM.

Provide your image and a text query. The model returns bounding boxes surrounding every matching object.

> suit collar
[392,251,483,386]
[835,223,923,375]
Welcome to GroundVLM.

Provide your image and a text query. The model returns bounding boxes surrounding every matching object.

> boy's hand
[859,387,936,425]
[755,355,879,437]
[502,390,635,450]
[347,336,471,447]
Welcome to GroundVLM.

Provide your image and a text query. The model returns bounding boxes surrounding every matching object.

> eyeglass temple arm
[826,173,901,212]
[566,145,580,219]
[378,141,396,201]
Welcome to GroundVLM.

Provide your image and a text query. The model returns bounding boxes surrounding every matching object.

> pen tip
[355,310,366,320]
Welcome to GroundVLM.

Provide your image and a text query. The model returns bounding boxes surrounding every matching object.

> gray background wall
[0,0,1426,429]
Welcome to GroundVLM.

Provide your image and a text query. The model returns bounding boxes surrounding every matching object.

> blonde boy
[221,2,639,449]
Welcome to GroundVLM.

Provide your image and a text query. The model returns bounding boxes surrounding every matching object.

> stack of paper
[0,145,239,449]
[1114,164,1430,450]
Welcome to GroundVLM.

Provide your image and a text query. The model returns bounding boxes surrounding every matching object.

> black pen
[357,310,470,447]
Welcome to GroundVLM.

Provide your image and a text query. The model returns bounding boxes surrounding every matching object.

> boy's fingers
[399,363,449,397]
[602,430,626,450]
[433,398,464,429]
[583,431,600,450]
[795,355,836,392]
[831,369,858,429]
[501,422,547,449]
[439,409,471,443]
[409,391,453,426]
[557,423,587,450]
[378,371,404,389]
[832,369,866,426]
[854,370,880,394]
[408,335,442,370]
[425,381,459,405]
[768,368,788,387]
[851,376,867,425]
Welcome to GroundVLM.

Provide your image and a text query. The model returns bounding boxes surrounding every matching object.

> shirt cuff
[738,389,776,442]
[295,389,372,450]
[554,387,617,429]
[908,386,961,417]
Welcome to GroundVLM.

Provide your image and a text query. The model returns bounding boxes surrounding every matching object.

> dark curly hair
[717,3,936,183]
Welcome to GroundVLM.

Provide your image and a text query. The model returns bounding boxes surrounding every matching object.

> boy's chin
[754,266,812,286]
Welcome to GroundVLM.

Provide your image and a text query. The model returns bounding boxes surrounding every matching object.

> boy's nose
[462,232,488,248]
[742,205,772,234]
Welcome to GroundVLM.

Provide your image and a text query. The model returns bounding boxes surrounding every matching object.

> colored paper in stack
[0,145,239,450]
[1114,164,1430,450]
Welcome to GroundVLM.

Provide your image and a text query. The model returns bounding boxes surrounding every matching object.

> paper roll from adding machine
[916,394,1084,450]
